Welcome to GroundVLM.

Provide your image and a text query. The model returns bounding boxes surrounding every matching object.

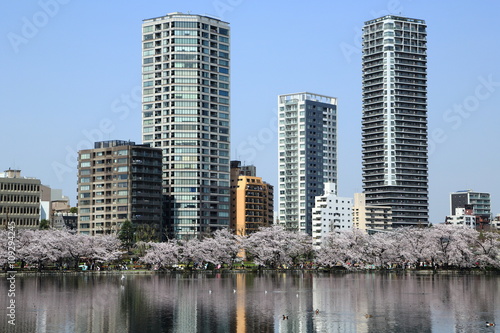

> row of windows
[143,86,229,96]
[0,183,40,192]
[79,198,129,206]
[143,95,229,104]
[80,164,129,172]
[144,110,229,119]
[143,22,228,35]
[79,150,133,160]
[0,205,39,214]
[142,74,229,87]
[2,217,40,226]
[170,195,229,202]
[143,27,229,42]
[0,194,39,203]
[144,101,229,110]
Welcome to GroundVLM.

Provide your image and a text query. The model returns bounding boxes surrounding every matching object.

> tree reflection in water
[1,271,499,333]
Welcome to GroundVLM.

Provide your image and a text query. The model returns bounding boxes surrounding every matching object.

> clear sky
[1,0,499,224]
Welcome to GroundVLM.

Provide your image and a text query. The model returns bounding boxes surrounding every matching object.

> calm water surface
[1,271,499,332]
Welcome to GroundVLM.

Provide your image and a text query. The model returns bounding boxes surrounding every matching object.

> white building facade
[445,207,476,229]
[311,183,352,248]
[278,93,337,235]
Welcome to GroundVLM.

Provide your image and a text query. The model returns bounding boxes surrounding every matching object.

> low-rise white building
[445,207,477,228]
[312,183,352,248]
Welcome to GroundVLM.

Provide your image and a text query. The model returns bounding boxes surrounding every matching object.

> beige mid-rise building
[353,193,392,234]
[0,169,41,229]
[230,161,273,236]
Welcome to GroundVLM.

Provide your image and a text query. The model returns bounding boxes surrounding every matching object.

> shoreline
[2,268,499,276]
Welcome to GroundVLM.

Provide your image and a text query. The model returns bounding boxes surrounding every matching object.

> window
[173,46,197,52]
[174,30,198,36]
[173,78,197,84]
[172,70,198,76]
[173,22,197,28]
[173,38,198,44]
[80,161,90,167]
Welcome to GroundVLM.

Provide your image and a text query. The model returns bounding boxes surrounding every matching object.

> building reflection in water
[1,272,500,332]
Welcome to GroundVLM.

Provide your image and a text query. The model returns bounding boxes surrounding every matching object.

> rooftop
[143,12,229,25]
[279,92,337,105]
[365,15,425,25]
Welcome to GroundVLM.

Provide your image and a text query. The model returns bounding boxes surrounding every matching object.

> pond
[1,271,499,332]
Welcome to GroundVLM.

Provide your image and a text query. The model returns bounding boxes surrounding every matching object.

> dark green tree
[69,207,78,214]
[135,224,160,243]
[118,220,136,253]
[39,219,50,230]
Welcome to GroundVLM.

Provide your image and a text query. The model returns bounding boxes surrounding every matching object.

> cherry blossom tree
[474,231,500,268]
[179,238,211,268]
[202,229,241,268]
[424,225,477,268]
[0,230,9,267]
[88,235,123,264]
[315,229,368,269]
[363,232,395,268]
[140,240,180,269]
[284,230,313,266]
[241,226,312,268]
[242,225,293,268]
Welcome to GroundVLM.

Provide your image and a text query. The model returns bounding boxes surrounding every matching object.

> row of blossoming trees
[2,225,500,271]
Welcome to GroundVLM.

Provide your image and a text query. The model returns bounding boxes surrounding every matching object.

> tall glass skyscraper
[141,13,230,239]
[278,93,337,234]
[362,15,428,227]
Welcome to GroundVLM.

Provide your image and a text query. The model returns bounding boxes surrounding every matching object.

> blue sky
[1,0,499,223]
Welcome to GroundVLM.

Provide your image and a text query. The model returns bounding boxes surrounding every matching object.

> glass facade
[141,13,230,239]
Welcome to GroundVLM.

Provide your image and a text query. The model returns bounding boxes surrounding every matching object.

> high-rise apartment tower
[362,15,429,227]
[278,93,337,234]
[141,13,231,239]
